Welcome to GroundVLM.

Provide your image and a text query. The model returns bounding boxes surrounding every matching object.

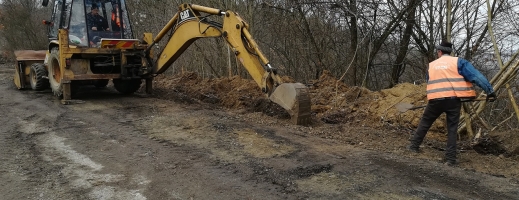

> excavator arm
[143,4,311,125]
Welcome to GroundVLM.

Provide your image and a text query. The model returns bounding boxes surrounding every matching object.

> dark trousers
[410,98,462,161]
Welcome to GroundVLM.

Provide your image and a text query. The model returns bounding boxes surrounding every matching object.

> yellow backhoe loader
[13,1,311,125]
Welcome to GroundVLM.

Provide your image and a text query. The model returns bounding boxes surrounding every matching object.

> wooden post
[462,104,474,138]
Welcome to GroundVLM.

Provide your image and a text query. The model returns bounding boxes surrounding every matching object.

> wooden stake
[491,114,514,132]
[462,103,474,137]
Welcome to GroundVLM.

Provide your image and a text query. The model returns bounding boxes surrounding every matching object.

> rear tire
[29,63,49,91]
[48,47,63,98]
[113,79,142,94]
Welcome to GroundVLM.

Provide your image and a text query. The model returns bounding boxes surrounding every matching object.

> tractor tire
[113,79,142,94]
[93,79,110,88]
[29,63,49,91]
[47,47,63,97]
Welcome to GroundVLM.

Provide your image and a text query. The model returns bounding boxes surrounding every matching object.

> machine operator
[86,4,109,31]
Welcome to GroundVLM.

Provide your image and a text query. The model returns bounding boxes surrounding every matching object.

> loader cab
[45,0,133,47]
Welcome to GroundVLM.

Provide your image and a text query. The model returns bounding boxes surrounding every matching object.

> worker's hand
[486,92,497,102]
[92,27,97,31]
[106,28,110,31]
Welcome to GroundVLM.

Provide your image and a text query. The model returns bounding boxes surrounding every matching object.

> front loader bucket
[269,83,311,125]
[14,50,46,61]
[13,50,47,89]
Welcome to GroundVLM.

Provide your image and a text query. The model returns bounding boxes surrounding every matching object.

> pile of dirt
[307,71,432,128]
[151,72,289,118]
[151,70,442,130]
[149,70,519,177]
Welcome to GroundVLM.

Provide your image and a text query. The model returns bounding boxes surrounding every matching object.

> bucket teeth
[290,88,311,125]
[269,83,312,126]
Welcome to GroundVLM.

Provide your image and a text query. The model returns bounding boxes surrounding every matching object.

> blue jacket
[427,56,494,95]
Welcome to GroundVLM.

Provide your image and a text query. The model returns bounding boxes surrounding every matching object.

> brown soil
[150,70,519,179]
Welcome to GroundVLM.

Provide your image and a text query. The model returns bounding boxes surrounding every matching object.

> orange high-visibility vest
[111,8,121,27]
[426,56,476,100]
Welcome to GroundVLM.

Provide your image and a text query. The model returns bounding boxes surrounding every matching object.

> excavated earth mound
[151,70,438,130]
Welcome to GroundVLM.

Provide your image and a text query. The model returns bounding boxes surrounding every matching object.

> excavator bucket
[269,83,312,125]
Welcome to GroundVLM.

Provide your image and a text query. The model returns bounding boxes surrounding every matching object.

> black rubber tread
[93,79,110,88]
[47,47,63,97]
[113,79,142,94]
[29,63,49,91]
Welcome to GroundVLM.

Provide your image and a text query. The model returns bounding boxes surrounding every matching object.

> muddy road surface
[1,65,518,200]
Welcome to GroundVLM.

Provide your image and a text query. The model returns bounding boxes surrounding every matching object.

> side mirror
[42,0,49,7]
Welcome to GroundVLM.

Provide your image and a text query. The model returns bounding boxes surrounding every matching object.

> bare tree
[1,0,518,131]
[0,0,50,59]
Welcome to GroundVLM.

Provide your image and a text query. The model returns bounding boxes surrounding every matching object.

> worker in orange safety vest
[408,40,497,166]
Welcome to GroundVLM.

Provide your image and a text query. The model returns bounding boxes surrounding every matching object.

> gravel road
[1,65,517,200]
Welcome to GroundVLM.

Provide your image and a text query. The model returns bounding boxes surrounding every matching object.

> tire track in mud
[128,100,519,199]
[58,99,290,199]
[0,68,150,199]
[0,70,81,199]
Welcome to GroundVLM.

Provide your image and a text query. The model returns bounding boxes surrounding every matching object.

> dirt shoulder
[1,65,518,199]
[151,71,519,179]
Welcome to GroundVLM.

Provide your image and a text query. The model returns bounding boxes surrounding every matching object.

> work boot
[407,144,420,153]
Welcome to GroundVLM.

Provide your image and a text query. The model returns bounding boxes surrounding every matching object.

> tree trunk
[348,0,359,86]
[390,0,418,87]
